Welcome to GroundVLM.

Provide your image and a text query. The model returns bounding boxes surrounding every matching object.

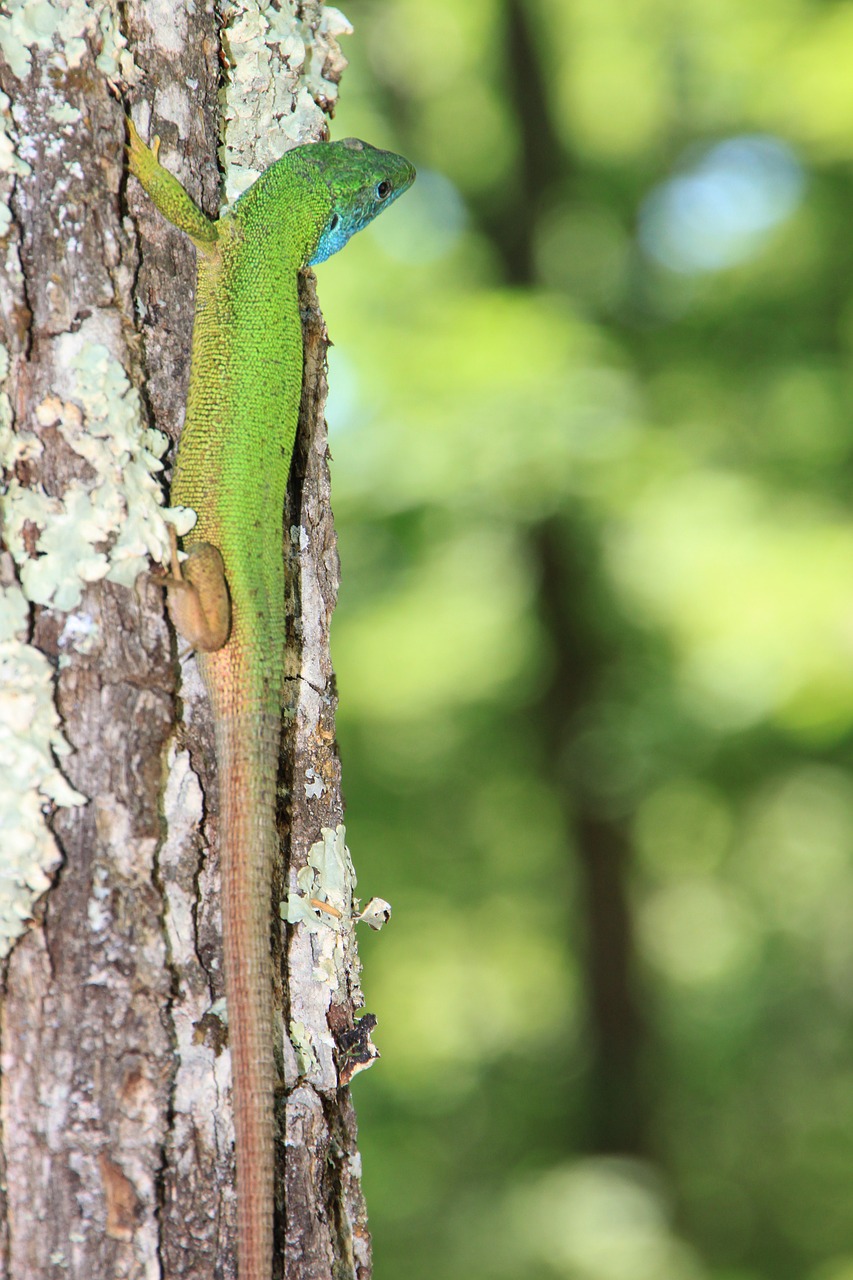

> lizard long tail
[214,706,280,1280]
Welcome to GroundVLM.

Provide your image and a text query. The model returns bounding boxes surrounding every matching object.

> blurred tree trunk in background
[534,520,649,1156]
[499,0,651,1157]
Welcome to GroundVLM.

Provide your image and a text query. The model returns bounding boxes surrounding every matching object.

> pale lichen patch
[0,332,87,956]
[219,0,352,202]
[282,823,390,1084]
[151,82,192,140]
[283,824,364,991]
[58,611,99,657]
[289,1020,321,1076]
[48,101,81,126]
[137,0,188,58]
[0,584,86,958]
[0,88,31,237]
[303,766,325,799]
[1,337,194,612]
[0,91,30,179]
[0,0,136,85]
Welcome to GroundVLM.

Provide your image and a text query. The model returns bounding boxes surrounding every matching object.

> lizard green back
[128,121,414,1279]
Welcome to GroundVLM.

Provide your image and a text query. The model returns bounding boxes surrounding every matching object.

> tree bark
[0,4,372,1277]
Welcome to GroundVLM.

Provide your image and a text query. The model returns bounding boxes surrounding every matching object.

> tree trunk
[532,518,649,1158]
[0,4,373,1276]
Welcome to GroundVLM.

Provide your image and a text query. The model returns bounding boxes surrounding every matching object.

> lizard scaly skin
[128,119,414,1279]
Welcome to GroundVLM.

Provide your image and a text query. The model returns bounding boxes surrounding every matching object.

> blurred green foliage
[317,2,853,1277]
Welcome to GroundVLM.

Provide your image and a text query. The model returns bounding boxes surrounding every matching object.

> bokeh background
[319,3,853,1277]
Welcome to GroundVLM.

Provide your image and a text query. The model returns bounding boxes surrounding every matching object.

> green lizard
[127,119,414,1279]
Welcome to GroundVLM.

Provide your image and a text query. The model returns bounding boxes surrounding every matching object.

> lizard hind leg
[166,524,232,653]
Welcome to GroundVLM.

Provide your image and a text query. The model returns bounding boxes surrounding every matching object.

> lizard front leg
[127,118,219,250]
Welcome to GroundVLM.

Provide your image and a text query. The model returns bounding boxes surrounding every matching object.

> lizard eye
[375,180,393,200]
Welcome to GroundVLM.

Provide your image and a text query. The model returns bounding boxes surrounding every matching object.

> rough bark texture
[0,4,371,1278]
[280,275,371,1279]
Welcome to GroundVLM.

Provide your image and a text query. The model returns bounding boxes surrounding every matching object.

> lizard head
[308,137,416,265]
